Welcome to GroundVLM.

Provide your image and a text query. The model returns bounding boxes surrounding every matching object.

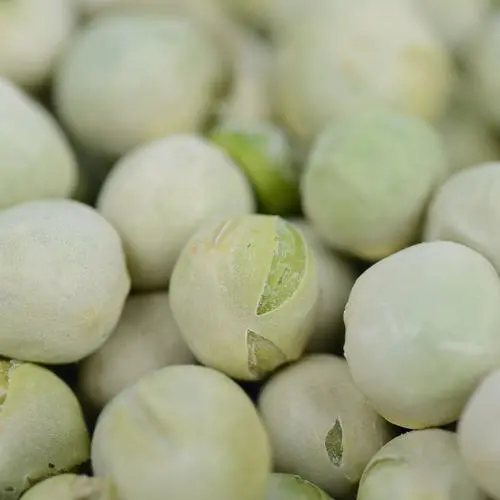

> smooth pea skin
[169,214,319,380]
[97,135,255,290]
[78,292,195,411]
[266,474,332,500]
[302,110,447,261]
[54,12,225,158]
[0,199,130,364]
[20,474,116,500]
[258,355,393,498]
[0,78,77,211]
[357,429,486,500]
[0,0,76,90]
[344,241,500,429]
[289,219,356,353]
[0,361,90,500]
[91,365,271,500]
[425,162,500,275]
[458,370,500,500]
[271,1,452,144]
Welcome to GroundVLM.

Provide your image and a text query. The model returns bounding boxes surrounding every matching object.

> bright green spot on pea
[325,417,344,467]
[211,125,300,214]
[256,219,306,315]
[246,330,286,378]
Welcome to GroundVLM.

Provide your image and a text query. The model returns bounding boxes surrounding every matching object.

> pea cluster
[1,1,500,500]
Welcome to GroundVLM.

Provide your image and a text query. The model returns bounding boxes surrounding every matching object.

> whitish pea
[0,0,76,90]
[425,162,500,276]
[91,365,271,500]
[0,78,77,210]
[258,355,393,498]
[0,199,130,364]
[271,1,452,143]
[344,241,500,429]
[54,12,226,157]
[97,134,255,290]
[358,429,486,500]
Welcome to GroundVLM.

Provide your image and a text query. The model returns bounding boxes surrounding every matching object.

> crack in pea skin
[211,219,236,247]
[200,218,239,252]
[256,219,306,315]
[325,417,344,467]
[246,330,286,378]
[288,475,327,499]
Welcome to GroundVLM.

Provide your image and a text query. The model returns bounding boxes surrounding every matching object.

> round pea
[302,110,447,260]
[344,241,500,429]
[0,361,90,500]
[0,199,130,364]
[97,134,255,290]
[54,12,225,157]
[425,162,500,275]
[91,365,271,500]
[169,214,319,380]
[358,429,486,500]
[0,78,77,211]
[271,1,452,143]
[258,354,393,498]
[0,0,76,90]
